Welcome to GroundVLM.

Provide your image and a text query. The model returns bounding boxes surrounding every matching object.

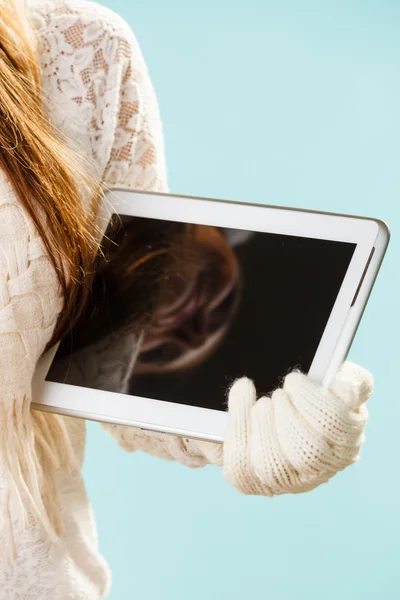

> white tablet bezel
[32,189,389,442]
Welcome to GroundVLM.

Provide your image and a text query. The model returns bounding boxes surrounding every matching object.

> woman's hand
[222,362,373,496]
[104,361,373,498]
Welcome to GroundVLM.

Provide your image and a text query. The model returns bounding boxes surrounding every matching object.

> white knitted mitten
[222,361,373,495]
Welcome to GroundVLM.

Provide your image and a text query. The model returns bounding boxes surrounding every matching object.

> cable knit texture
[0,0,373,597]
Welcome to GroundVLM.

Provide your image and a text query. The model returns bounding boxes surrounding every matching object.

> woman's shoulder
[27,0,134,43]
[27,0,144,180]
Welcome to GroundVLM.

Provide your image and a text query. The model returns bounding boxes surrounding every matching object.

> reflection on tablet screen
[47,214,355,411]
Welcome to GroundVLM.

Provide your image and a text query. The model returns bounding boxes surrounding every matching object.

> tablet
[32,189,389,442]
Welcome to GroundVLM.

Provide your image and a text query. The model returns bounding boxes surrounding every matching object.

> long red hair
[0,0,100,545]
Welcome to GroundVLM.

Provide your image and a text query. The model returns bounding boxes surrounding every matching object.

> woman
[0,0,372,597]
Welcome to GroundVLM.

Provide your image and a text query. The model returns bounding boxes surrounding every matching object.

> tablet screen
[47,214,356,411]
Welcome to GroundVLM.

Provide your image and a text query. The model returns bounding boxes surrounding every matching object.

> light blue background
[83,1,399,598]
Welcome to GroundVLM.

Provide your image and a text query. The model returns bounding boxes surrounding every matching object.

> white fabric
[0,0,373,597]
